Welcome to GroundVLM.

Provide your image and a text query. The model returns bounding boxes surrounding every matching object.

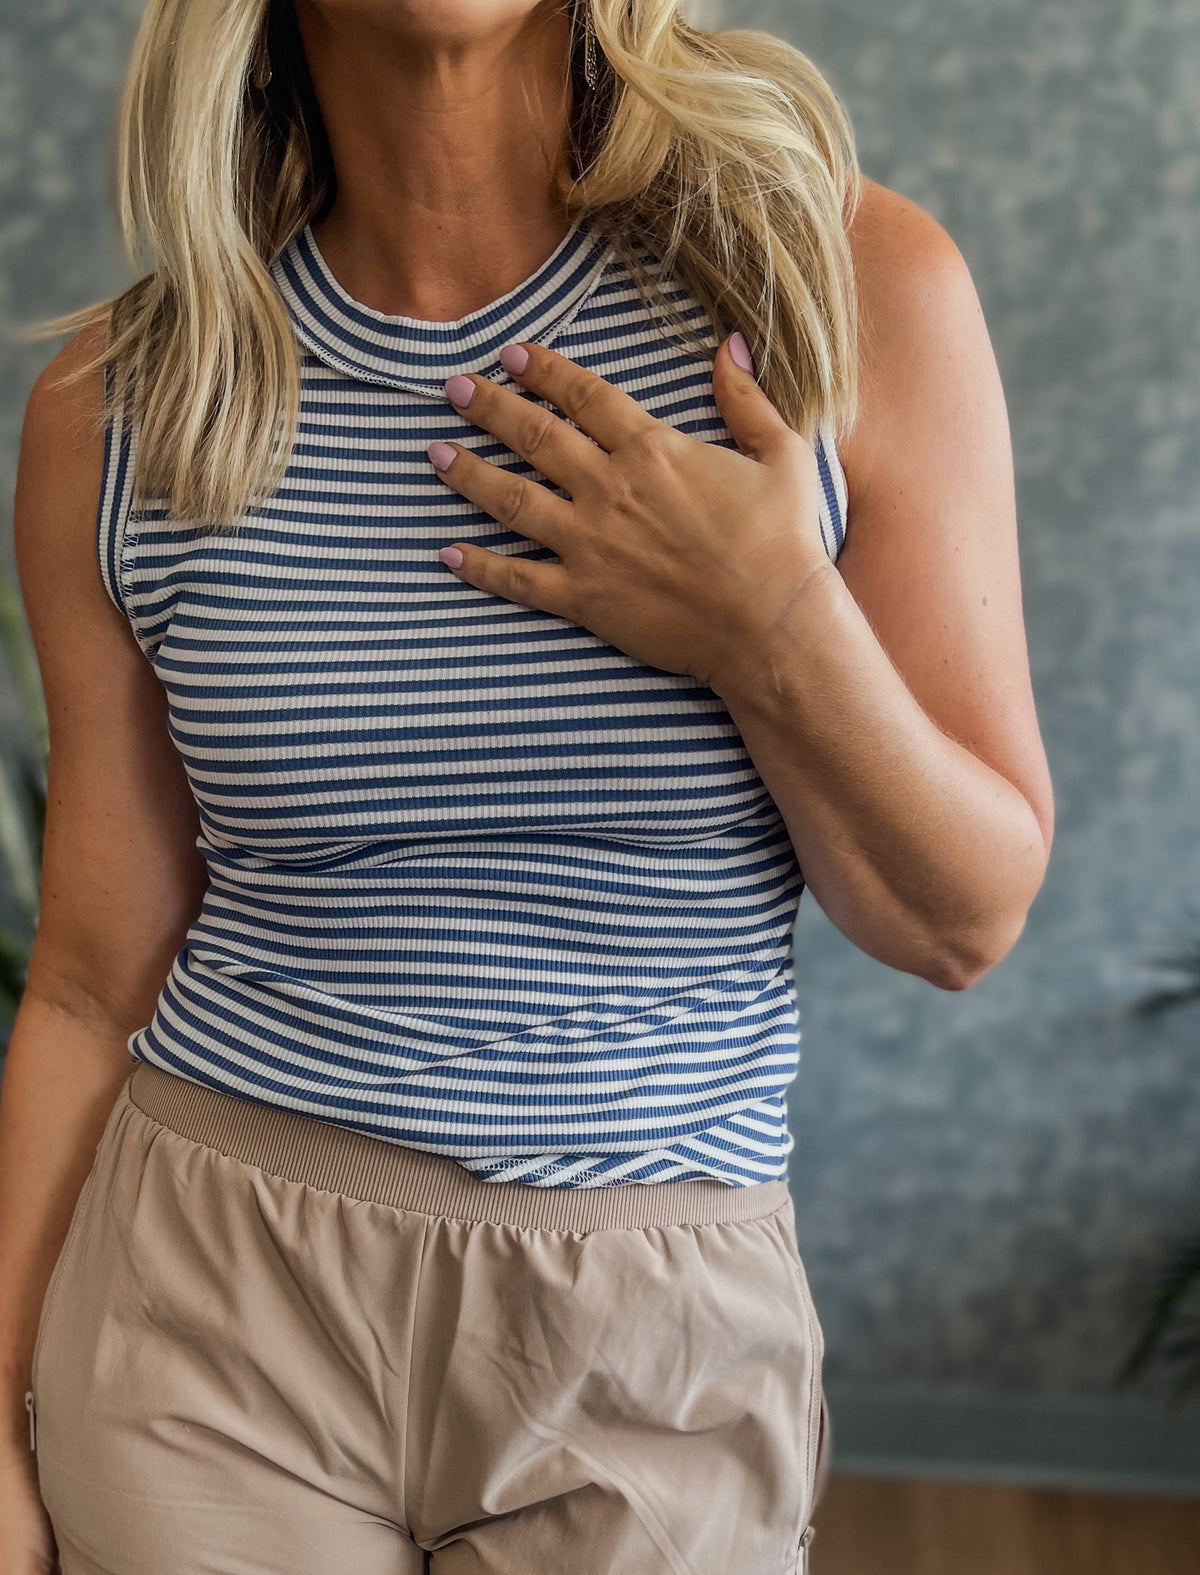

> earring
[582,4,599,90]
[252,41,272,90]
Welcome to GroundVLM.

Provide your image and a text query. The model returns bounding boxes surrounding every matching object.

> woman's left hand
[427,334,832,693]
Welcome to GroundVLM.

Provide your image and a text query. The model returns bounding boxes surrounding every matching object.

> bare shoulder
[847,175,962,274]
[15,321,112,612]
[839,176,987,505]
[21,318,110,460]
[14,317,155,738]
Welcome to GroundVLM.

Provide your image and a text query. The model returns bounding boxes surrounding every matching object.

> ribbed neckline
[269,214,615,396]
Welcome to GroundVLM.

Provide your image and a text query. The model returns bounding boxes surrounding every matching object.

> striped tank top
[98,212,849,1188]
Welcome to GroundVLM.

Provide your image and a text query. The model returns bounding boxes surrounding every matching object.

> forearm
[0,989,132,1458]
[711,560,1049,989]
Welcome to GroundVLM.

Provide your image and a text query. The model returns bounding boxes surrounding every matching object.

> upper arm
[14,326,209,1048]
[835,179,1055,859]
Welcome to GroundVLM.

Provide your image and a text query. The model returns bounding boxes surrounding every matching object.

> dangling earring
[582,4,599,90]
[252,39,272,91]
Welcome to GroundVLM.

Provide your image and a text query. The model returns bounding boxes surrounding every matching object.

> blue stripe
[97,216,849,1187]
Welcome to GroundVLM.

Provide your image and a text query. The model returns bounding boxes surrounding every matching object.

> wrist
[708,555,843,708]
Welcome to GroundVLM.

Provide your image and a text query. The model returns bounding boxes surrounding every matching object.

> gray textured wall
[2,0,1199,1483]
[741,0,1200,1442]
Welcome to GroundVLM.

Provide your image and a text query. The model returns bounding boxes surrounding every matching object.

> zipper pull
[797,1522,816,1573]
[24,1389,36,1454]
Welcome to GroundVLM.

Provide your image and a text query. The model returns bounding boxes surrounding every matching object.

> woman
[0,0,1053,1571]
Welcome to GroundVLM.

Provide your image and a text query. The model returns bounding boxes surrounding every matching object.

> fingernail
[444,374,475,406]
[438,546,464,569]
[499,343,529,375]
[728,330,755,374]
[427,440,457,470]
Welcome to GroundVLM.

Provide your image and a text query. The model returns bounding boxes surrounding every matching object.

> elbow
[927,955,997,993]
[924,905,1033,992]
[925,947,1006,993]
[923,832,1051,991]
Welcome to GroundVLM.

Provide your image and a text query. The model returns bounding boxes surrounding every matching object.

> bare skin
[297,0,581,322]
[0,3,1052,1569]
[804,177,1055,975]
[0,321,210,1569]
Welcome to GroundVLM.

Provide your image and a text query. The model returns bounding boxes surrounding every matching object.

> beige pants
[30,1062,829,1574]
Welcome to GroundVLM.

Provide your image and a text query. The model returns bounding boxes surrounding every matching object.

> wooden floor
[810,1474,1200,1575]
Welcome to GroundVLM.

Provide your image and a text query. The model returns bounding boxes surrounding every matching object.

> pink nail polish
[438,546,464,569]
[444,374,475,406]
[499,343,529,375]
[728,331,755,374]
[427,440,457,470]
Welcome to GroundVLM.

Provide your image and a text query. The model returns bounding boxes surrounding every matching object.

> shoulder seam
[95,363,139,624]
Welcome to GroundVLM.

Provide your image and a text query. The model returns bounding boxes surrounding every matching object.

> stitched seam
[770,1203,825,1553]
[30,1162,102,1398]
[401,1211,429,1541]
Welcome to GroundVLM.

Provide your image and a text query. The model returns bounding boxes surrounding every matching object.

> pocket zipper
[796,1522,816,1572]
[25,1389,36,1454]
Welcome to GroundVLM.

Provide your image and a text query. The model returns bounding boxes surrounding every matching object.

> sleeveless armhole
[814,417,850,564]
[96,360,140,624]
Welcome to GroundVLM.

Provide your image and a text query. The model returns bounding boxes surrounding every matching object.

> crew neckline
[269,214,615,396]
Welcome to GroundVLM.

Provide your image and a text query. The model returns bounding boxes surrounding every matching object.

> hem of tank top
[464,1168,763,1189]
[461,1154,787,1188]
[125,1051,796,1191]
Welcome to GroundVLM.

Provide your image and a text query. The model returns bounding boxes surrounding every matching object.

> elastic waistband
[125,1063,792,1232]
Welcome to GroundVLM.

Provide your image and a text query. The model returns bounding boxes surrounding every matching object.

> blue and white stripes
[97,212,848,1187]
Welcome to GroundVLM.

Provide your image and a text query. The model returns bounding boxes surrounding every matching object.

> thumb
[714,330,792,464]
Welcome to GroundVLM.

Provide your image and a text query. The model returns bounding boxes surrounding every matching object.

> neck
[293,0,578,323]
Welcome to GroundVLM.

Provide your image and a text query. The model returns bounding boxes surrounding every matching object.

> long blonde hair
[25,0,862,533]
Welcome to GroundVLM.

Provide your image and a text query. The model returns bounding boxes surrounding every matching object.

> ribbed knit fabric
[97,212,849,1188]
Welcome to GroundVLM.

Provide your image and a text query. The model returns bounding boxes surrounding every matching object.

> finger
[437,537,576,621]
[444,370,608,496]
[713,332,800,465]
[494,340,659,455]
[427,440,574,555]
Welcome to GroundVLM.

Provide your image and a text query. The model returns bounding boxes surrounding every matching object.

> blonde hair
[24,0,862,533]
